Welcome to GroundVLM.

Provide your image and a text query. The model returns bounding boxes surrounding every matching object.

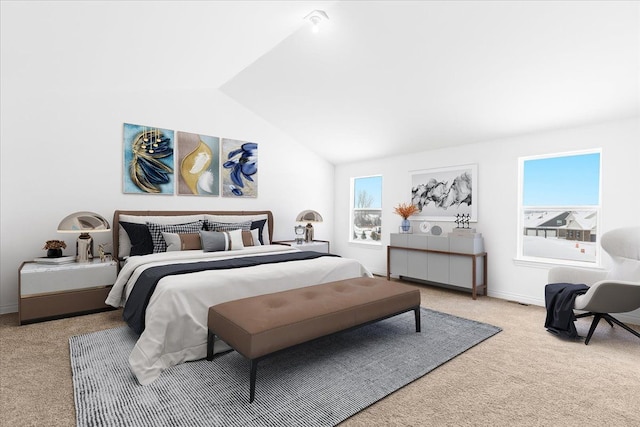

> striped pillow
[199,230,230,252]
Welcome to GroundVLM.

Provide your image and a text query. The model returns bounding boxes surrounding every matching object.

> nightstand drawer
[273,240,330,254]
[20,286,113,324]
[20,261,117,296]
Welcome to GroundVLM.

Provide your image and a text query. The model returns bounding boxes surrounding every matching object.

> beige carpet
[2,282,639,427]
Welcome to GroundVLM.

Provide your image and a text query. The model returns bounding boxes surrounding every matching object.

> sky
[523,152,600,206]
[353,175,382,208]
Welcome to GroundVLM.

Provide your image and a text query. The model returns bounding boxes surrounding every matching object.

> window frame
[516,149,602,267]
[349,175,383,245]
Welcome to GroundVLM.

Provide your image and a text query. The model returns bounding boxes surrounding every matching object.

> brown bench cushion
[207,277,420,360]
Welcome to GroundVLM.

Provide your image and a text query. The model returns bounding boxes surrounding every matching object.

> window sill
[513,257,604,270]
[349,239,382,247]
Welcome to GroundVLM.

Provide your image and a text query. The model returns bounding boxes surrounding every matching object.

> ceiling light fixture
[305,10,329,33]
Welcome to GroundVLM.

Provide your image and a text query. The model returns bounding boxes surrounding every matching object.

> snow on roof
[522,211,563,228]
[523,210,597,230]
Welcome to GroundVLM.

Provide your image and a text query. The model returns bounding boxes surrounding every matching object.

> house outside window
[517,149,601,266]
[350,175,382,244]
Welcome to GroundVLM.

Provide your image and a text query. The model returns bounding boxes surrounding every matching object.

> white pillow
[250,228,261,246]
[227,229,244,250]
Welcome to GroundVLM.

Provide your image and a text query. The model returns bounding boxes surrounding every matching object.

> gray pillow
[199,230,230,252]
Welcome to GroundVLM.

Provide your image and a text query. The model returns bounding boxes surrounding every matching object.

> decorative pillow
[206,220,252,232]
[227,228,245,250]
[199,231,230,252]
[242,230,260,247]
[162,232,202,252]
[246,228,261,246]
[118,214,205,258]
[204,214,270,244]
[146,221,205,253]
[120,222,154,256]
[250,219,268,244]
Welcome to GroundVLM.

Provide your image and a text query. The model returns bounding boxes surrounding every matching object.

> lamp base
[76,233,93,263]
[305,223,314,242]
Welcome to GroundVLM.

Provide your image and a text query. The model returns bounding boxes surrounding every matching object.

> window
[517,149,601,266]
[350,175,382,244]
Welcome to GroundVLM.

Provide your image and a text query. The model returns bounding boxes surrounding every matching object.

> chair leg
[575,312,593,319]
[582,312,640,344]
[603,314,640,340]
[584,314,602,345]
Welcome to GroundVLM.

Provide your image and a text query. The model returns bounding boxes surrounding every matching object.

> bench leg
[249,359,258,403]
[414,307,421,333]
[206,330,215,361]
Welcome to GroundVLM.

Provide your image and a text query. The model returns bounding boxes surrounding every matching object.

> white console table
[387,233,487,299]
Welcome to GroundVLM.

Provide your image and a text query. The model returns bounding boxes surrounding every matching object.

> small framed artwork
[176,131,220,196]
[123,123,175,194]
[410,164,477,222]
[221,139,258,198]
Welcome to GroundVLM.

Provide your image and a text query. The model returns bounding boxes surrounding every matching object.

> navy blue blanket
[123,251,339,334]
[544,282,589,339]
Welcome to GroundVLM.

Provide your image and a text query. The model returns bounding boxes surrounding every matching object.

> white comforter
[105,245,372,385]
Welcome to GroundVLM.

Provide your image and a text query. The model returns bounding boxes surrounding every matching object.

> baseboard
[401,282,640,328]
[486,289,544,307]
[1,303,18,315]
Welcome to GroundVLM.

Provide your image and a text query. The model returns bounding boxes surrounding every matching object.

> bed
[105,210,372,385]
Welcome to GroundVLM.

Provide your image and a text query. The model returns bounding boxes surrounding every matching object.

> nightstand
[274,240,330,254]
[18,259,118,325]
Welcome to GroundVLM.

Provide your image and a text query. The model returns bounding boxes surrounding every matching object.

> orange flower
[394,203,419,219]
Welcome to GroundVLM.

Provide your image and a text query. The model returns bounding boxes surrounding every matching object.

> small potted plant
[394,203,419,232]
[43,240,67,258]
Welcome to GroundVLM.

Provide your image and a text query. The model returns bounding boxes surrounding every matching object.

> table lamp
[296,210,323,243]
[57,211,110,262]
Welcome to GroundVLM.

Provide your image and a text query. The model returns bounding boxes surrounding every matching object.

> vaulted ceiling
[4,1,637,165]
[221,1,639,164]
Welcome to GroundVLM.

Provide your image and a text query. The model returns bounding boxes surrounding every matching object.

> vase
[401,219,411,232]
[47,248,63,258]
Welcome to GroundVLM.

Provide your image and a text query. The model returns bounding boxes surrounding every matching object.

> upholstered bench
[206,276,421,402]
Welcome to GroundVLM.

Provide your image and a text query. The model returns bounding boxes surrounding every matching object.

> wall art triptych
[123,123,258,198]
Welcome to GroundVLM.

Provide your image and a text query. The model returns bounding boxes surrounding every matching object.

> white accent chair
[547,226,640,345]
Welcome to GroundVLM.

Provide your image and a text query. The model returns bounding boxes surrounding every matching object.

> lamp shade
[296,210,323,223]
[57,211,110,232]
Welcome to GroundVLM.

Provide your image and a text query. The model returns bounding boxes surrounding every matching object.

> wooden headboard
[112,210,274,261]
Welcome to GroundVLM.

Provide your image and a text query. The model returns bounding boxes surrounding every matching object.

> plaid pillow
[206,220,252,232]
[146,221,204,253]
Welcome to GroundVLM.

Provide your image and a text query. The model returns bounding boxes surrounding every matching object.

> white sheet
[105,245,372,385]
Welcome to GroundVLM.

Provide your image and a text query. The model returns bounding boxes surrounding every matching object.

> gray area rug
[70,308,501,426]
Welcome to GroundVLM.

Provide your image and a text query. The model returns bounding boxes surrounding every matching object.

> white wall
[0,87,334,314]
[0,0,339,314]
[334,118,640,323]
